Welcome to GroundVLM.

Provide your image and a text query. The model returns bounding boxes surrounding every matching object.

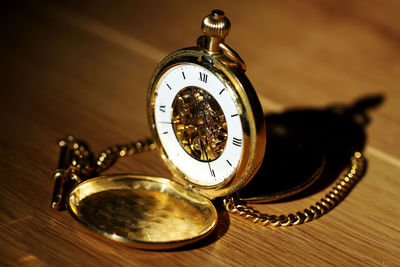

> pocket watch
[51,10,365,250]
[147,9,266,199]
[52,10,266,250]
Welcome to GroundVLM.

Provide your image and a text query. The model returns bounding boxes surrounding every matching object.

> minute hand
[201,137,214,177]
[158,121,197,126]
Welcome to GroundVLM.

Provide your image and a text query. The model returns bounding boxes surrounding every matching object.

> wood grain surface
[1,1,399,266]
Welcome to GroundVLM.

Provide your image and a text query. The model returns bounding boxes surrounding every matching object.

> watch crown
[201,10,231,39]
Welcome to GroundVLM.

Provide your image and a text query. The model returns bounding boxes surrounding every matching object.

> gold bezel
[147,47,266,199]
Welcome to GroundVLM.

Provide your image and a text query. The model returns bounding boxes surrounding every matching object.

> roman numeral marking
[233,137,242,147]
[166,83,171,90]
[160,105,166,112]
[231,114,238,117]
[211,169,215,177]
[182,71,186,79]
[163,131,168,135]
[199,72,208,83]
[219,88,225,95]
[226,160,232,166]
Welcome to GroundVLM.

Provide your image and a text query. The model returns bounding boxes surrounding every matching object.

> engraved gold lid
[68,174,217,250]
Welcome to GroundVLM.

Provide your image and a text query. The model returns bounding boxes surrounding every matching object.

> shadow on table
[178,94,383,251]
[240,94,383,202]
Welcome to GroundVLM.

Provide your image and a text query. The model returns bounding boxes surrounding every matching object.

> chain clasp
[51,136,93,210]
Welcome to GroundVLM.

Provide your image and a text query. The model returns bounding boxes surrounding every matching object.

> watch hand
[158,121,196,126]
[202,137,215,177]
[200,137,214,177]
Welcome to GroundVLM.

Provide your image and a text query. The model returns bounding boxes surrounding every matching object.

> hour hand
[199,137,207,162]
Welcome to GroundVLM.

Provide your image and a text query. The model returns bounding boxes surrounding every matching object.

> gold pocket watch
[147,9,265,199]
[51,10,364,250]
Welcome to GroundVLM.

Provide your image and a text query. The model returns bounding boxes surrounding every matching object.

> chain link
[223,152,365,226]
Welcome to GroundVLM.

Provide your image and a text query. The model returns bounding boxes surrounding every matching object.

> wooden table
[1,1,399,265]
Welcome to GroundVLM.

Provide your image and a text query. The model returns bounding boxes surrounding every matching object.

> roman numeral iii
[232,137,242,147]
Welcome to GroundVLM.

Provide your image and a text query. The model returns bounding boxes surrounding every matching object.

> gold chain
[56,135,156,175]
[51,136,156,210]
[54,137,365,226]
[223,152,365,226]
[93,138,156,174]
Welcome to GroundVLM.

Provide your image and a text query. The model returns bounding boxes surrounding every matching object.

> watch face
[153,63,243,186]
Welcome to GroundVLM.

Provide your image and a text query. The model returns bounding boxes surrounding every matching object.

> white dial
[153,63,243,186]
